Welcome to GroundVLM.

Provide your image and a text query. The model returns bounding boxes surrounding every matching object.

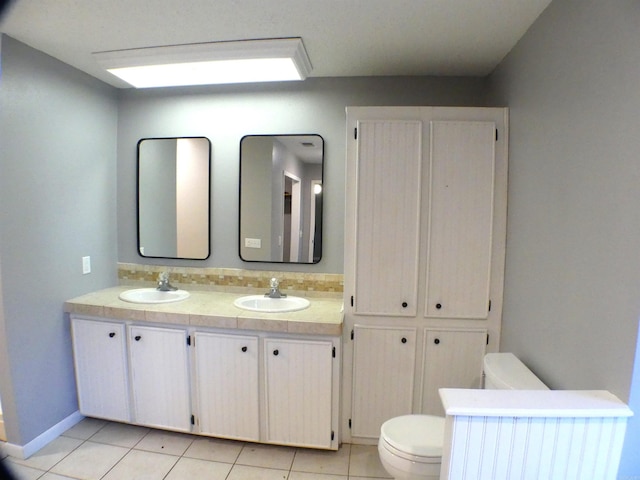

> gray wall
[487,0,640,474]
[0,36,118,445]
[116,77,488,273]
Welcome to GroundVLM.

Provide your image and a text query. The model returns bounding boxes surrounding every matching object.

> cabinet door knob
[401,337,407,344]
[402,302,408,308]
[108,332,116,338]
[435,303,442,310]
[241,346,248,352]
[134,335,142,341]
[434,338,440,345]
[273,349,279,356]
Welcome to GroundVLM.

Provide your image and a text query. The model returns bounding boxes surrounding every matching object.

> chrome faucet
[157,271,177,291]
[265,277,287,298]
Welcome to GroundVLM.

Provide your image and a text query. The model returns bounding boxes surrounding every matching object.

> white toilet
[378,353,548,480]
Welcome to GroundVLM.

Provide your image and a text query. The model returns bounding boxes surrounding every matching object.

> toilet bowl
[378,415,443,480]
[377,353,547,480]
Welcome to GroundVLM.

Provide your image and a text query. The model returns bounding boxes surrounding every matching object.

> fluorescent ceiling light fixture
[93,38,312,88]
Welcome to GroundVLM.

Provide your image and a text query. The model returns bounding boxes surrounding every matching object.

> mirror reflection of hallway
[0,395,4,441]
[283,172,301,262]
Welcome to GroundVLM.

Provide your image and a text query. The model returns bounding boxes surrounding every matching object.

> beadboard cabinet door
[421,329,487,416]
[424,121,496,319]
[71,318,130,422]
[264,338,335,449]
[129,325,191,432]
[194,332,260,441]
[351,325,417,438]
[352,120,423,316]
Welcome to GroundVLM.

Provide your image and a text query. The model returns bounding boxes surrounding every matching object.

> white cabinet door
[425,121,496,319]
[353,120,423,316]
[194,332,260,441]
[421,329,487,416]
[351,325,416,438]
[129,325,191,431]
[264,338,334,448]
[71,318,130,422]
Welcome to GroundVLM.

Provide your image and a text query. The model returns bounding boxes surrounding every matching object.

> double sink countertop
[64,286,344,336]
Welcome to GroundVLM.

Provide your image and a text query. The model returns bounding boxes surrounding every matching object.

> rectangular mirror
[137,137,211,259]
[239,134,323,263]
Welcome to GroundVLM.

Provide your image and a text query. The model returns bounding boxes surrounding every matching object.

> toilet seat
[380,415,444,459]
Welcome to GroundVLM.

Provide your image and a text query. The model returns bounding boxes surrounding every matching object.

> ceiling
[0,0,552,89]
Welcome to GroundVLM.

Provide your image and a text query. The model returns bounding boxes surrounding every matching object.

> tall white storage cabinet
[343,107,508,443]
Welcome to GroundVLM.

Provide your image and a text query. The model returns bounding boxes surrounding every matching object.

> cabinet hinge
[354,127,358,140]
[348,419,352,429]
[350,329,354,341]
[332,346,336,358]
[331,431,335,441]
[190,414,195,425]
[486,334,490,345]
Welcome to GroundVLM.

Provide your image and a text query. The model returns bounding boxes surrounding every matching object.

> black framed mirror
[137,137,211,260]
[239,134,323,263]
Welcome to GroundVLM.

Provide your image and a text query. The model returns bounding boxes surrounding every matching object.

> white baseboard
[3,410,83,459]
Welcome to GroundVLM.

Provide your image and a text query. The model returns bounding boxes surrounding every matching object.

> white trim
[2,411,83,459]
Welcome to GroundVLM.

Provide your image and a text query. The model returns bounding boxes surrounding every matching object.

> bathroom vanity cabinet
[71,314,341,450]
[343,106,507,444]
[129,325,191,432]
[71,318,130,423]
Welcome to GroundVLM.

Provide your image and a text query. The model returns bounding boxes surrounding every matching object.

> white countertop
[65,286,344,336]
[439,388,633,418]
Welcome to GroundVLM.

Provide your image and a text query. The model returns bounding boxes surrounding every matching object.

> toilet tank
[483,353,548,390]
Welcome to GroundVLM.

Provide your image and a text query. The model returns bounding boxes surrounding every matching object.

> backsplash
[118,263,343,298]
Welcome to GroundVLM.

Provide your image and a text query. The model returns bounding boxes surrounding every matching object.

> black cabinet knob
[273,349,279,356]
[434,338,440,345]
[109,332,116,338]
[241,346,248,352]
[401,337,407,344]
[134,335,142,341]
[402,302,408,308]
[435,303,442,310]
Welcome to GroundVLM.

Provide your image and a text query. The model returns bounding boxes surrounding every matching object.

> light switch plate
[245,238,261,249]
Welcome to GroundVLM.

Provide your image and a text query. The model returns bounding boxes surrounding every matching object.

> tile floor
[1,418,393,479]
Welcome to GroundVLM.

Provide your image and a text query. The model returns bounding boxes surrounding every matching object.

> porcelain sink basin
[119,288,190,304]
[234,295,310,313]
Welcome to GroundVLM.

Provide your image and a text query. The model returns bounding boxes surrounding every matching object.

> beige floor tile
[348,445,391,478]
[50,441,129,479]
[90,422,150,448]
[236,443,295,470]
[62,417,107,440]
[9,436,83,471]
[289,472,347,480]
[134,429,195,456]
[40,473,79,480]
[292,444,350,475]
[102,449,179,480]
[164,457,232,480]
[227,464,289,480]
[3,460,45,480]
[183,437,244,463]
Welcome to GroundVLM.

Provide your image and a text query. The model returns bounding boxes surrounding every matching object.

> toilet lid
[380,415,444,457]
